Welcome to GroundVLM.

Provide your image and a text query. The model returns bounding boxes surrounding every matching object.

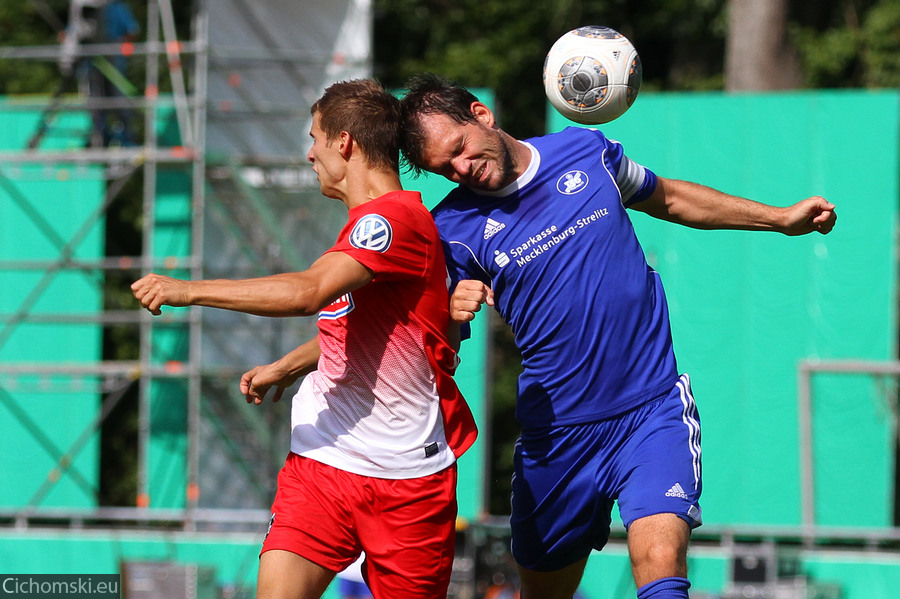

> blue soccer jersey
[432,126,680,428]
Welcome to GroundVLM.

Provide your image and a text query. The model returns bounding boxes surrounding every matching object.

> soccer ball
[543,26,642,125]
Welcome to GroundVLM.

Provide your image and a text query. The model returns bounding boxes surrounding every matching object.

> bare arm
[630,177,837,236]
[240,337,321,405]
[131,251,373,316]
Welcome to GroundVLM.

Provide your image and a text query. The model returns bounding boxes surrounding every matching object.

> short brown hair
[311,79,401,173]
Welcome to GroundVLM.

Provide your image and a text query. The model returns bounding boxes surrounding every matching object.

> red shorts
[261,453,458,599]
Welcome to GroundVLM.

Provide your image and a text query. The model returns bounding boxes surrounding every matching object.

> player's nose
[450,156,471,178]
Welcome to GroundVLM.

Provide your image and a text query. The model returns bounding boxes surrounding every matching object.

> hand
[131,274,191,315]
[240,362,300,405]
[782,196,836,236]
[450,280,494,323]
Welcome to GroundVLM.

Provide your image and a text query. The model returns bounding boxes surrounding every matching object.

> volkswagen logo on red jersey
[350,214,392,252]
[557,170,589,195]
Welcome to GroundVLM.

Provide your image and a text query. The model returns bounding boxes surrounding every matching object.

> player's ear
[338,130,353,159]
[470,102,494,127]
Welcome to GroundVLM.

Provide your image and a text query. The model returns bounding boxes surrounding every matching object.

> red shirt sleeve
[327,191,434,281]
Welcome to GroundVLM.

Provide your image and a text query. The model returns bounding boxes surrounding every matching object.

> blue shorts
[510,374,702,571]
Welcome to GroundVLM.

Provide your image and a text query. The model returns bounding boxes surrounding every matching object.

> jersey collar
[467,141,540,198]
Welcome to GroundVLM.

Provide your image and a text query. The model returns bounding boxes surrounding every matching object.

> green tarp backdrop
[0,103,104,509]
[550,90,899,529]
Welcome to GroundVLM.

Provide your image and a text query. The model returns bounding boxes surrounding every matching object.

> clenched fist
[131,274,191,315]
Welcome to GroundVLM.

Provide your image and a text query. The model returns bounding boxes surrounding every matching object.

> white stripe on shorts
[677,373,702,491]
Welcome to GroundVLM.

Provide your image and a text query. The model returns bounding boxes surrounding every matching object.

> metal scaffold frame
[0,0,370,533]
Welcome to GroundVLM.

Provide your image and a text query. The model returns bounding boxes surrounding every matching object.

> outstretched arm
[631,177,836,236]
[240,337,321,405]
[131,251,373,316]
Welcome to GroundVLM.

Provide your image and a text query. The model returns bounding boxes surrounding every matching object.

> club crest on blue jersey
[319,293,355,320]
[557,170,589,195]
[350,214,392,252]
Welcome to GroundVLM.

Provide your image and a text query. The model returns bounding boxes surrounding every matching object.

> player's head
[399,73,520,192]
[311,79,401,174]
[399,73,480,173]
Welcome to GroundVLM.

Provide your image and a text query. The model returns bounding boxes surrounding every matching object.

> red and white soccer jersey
[289,190,477,479]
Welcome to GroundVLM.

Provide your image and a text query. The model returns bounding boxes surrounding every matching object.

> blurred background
[0,1,898,597]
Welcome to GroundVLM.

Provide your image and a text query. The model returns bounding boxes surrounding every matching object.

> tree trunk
[725,0,803,91]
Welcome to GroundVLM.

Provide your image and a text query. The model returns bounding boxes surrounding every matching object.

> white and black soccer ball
[543,25,642,125]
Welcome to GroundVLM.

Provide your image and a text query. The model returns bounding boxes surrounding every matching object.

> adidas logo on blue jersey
[483,217,505,240]
[665,483,689,499]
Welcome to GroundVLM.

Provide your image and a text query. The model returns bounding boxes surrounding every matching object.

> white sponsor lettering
[507,209,609,267]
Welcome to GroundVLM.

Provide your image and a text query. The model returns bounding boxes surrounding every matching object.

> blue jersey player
[399,73,836,599]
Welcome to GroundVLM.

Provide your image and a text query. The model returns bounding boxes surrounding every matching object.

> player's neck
[344,168,403,210]
[510,136,533,179]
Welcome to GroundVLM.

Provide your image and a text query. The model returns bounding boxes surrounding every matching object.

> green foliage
[375,0,580,137]
[793,26,861,88]
[0,0,65,94]
[375,0,900,137]
[792,0,900,88]
[861,0,900,87]
[374,0,729,137]
[99,385,139,506]
[0,1,192,98]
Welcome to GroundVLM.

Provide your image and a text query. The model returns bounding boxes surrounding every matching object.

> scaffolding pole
[1,0,367,528]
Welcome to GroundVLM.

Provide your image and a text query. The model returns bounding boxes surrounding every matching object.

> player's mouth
[472,162,489,186]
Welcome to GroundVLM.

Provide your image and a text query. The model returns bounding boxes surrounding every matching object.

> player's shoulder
[363,190,431,221]
[348,191,436,244]
[527,126,618,159]
[533,125,612,144]
[431,185,479,220]
[368,189,424,209]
